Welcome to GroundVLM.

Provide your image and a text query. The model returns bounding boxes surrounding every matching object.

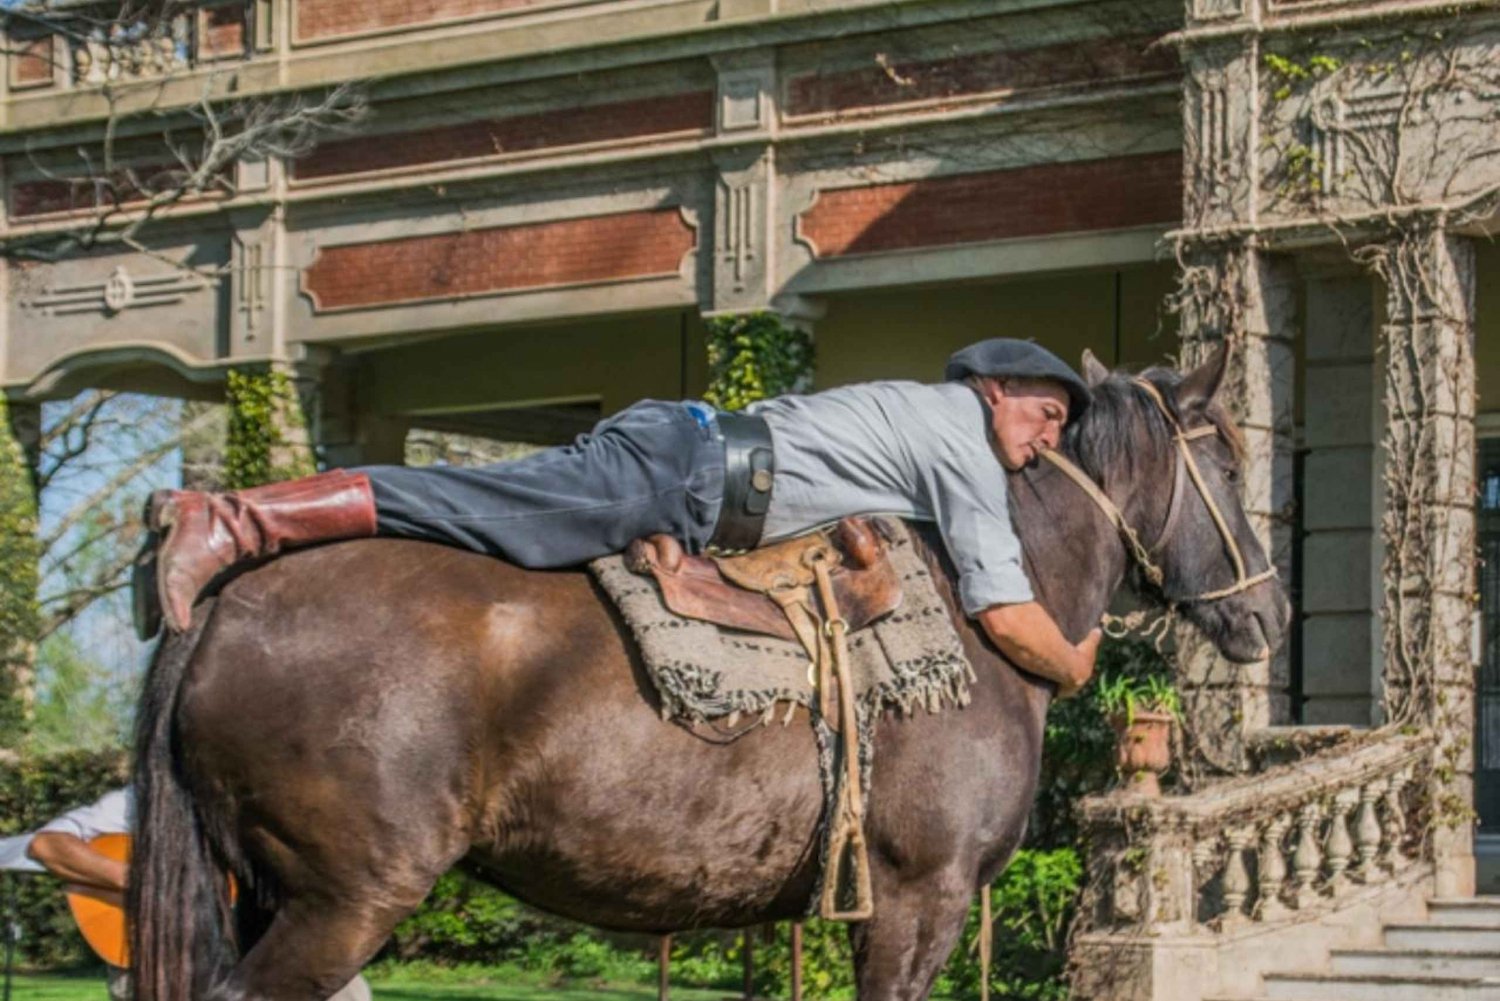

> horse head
[1069,345,1290,664]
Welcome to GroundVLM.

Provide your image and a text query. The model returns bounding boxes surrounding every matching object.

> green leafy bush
[936,849,1083,1001]
[703,313,814,412]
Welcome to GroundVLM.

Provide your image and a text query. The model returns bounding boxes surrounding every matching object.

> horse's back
[172,540,623,891]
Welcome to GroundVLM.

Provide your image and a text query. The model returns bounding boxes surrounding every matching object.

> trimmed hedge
[0,749,128,967]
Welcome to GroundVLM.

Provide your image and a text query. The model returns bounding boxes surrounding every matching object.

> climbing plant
[0,398,39,748]
[703,313,814,411]
[223,368,316,489]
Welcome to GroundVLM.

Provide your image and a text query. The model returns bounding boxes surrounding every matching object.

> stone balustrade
[1076,731,1431,936]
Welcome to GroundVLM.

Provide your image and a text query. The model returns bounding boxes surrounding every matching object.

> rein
[1039,378,1278,617]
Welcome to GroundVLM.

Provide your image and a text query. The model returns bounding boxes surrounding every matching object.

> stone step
[1261,972,1500,1001]
[1331,947,1500,978]
[1386,924,1500,951]
[1429,899,1500,928]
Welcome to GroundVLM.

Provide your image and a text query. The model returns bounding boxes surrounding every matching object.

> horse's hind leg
[207,894,411,1001]
[850,866,975,1001]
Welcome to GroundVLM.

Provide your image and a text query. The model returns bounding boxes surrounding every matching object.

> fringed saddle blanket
[590,519,974,728]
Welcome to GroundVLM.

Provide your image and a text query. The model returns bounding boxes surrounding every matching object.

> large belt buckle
[747,447,773,514]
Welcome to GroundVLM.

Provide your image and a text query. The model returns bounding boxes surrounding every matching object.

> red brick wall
[294,91,714,181]
[10,163,185,218]
[785,35,1177,120]
[302,208,696,310]
[12,35,54,88]
[295,0,545,41]
[199,5,247,59]
[799,152,1183,258]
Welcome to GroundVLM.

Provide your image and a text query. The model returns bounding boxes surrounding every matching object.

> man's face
[982,378,1070,470]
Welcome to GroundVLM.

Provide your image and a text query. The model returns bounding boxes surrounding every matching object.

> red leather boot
[146,469,378,633]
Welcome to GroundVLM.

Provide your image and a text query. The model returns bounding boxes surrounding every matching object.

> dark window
[1475,437,1500,827]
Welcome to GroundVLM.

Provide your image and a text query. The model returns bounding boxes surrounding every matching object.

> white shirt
[0,788,133,873]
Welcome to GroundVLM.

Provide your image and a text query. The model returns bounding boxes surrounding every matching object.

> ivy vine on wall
[224,368,316,489]
[0,398,38,748]
[703,313,814,411]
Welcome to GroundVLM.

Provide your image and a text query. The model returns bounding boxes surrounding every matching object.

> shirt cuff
[958,565,1034,616]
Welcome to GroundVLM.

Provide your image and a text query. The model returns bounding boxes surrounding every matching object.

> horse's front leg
[849,863,975,1001]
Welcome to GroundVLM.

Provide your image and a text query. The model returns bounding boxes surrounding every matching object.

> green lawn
[2,971,736,1001]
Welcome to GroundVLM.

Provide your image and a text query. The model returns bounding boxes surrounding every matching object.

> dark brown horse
[128,350,1288,1001]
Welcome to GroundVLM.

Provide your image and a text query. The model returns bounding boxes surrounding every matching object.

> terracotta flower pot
[1111,710,1175,797]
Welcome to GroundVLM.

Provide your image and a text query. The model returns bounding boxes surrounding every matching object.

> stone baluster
[1222,826,1253,925]
[1324,787,1358,895]
[1381,765,1412,871]
[1190,837,1219,927]
[1353,777,1386,882]
[1256,813,1291,920]
[1292,801,1323,909]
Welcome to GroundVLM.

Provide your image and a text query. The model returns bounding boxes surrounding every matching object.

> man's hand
[977,602,1101,700]
[1058,627,1103,699]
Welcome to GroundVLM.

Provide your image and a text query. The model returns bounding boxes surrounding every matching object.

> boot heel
[132,538,162,640]
[145,489,178,532]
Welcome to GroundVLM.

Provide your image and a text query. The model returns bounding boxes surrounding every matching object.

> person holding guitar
[19,788,371,1001]
[23,787,133,1001]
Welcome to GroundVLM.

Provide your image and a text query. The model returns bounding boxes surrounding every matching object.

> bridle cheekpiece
[1039,377,1278,608]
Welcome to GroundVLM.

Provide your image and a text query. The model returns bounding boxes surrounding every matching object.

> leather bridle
[1039,378,1278,606]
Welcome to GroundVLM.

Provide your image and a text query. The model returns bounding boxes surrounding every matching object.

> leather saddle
[624,517,903,642]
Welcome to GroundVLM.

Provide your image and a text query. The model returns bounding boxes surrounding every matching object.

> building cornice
[0,0,1163,138]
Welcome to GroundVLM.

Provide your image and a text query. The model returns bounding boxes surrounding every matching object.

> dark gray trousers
[363,401,725,568]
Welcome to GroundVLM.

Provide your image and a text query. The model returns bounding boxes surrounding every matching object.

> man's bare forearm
[977,601,1099,697]
[27,832,128,892]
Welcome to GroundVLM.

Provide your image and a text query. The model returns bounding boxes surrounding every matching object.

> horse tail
[129,599,247,1001]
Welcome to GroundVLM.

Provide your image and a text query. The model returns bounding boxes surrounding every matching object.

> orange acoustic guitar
[63,833,131,968]
[63,834,237,969]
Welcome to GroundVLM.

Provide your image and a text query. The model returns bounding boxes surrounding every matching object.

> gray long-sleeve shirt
[747,381,1034,615]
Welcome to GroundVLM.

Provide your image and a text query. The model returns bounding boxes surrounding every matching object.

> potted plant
[1096,674,1181,797]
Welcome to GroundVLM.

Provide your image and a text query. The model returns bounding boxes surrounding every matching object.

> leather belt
[706,411,774,555]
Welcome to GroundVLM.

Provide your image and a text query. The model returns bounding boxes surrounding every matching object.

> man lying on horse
[144,338,1102,696]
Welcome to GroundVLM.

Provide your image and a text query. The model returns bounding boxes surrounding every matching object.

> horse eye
[1224,465,1240,483]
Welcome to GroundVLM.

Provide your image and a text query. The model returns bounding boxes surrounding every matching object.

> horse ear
[1177,342,1231,408]
[1081,349,1110,388]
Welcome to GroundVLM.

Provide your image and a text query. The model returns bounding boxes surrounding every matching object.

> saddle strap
[769,587,835,723]
[811,554,875,922]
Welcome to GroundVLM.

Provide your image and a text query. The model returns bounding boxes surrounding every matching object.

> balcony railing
[1077,730,1431,935]
[4,2,254,94]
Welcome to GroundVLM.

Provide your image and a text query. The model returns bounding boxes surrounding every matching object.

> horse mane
[1065,366,1244,485]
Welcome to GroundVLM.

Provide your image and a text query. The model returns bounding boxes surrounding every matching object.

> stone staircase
[1210,898,1500,1001]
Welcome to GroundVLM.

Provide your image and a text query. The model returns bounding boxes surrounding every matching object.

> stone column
[0,398,40,746]
[1176,244,1298,773]
[1374,230,1477,897]
[1299,265,1382,724]
[707,50,779,317]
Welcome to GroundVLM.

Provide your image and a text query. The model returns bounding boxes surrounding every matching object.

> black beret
[944,338,1091,418]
